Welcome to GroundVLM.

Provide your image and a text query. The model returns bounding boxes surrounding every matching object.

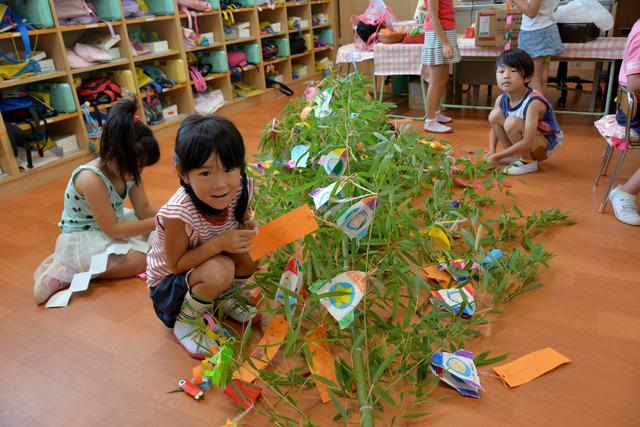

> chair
[594,85,639,213]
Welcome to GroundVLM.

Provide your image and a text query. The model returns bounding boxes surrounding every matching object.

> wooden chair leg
[599,150,627,213]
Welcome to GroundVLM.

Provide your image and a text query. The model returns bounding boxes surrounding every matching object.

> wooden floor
[1,88,639,427]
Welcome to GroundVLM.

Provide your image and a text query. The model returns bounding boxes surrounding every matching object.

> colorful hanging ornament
[319,148,349,176]
[431,284,476,317]
[309,181,344,211]
[291,145,310,168]
[309,271,367,329]
[505,0,513,50]
[275,257,303,308]
[430,349,482,398]
[336,196,380,241]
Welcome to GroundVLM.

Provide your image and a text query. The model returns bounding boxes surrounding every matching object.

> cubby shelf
[17,112,80,132]
[0,0,337,198]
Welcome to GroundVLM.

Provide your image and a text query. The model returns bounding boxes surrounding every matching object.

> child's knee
[197,256,235,288]
[488,108,503,125]
[504,116,524,136]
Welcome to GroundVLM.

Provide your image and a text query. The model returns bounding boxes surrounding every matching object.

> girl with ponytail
[34,97,160,305]
[146,115,259,359]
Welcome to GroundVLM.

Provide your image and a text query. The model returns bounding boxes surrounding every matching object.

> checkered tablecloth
[373,37,627,76]
[336,43,375,64]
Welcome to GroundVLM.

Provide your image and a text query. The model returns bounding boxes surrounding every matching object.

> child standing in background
[421,0,460,134]
[33,98,160,305]
[146,115,259,359]
[511,0,564,96]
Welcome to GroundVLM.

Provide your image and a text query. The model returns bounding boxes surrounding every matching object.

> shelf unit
[0,0,337,198]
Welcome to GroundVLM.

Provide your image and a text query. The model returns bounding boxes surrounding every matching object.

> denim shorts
[149,272,190,328]
[518,25,565,58]
[616,107,640,135]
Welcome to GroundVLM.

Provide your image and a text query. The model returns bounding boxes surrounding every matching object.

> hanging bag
[0,5,32,64]
[189,64,207,92]
[351,0,397,51]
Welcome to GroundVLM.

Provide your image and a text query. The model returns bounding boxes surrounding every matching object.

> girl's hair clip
[133,114,140,124]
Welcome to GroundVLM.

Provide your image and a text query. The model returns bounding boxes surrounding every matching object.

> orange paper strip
[192,365,203,385]
[249,205,319,261]
[306,326,338,404]
[493,347,571,387]
[233,315,289,383]
[422,265,451,286]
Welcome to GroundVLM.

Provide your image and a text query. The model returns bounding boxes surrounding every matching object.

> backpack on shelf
[140,85,163,125]
[0,94,49,169]
[77,78,121,106]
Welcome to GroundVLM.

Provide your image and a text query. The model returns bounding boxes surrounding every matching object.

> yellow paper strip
[493,347,571,387]
[233,315,289,383]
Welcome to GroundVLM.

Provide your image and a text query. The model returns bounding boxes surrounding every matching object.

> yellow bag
[135,66,153,88]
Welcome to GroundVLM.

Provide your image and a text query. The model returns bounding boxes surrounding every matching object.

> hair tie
[133,114,140,124]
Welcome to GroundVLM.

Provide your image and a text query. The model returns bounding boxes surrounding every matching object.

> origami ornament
[431,284,476,317]
[309,182,343,211]
[300,105,314,121]
[314,88,334,118]
[291,145,309,168]
[430,349,482,398]
[336,196,380,241]
[422,265,452,286]
[304,86,318,102]
[319,148,349,176]
[275,257,303,308]
[428,226,451,250]
[224,379,262,409]
[481,248,503,269]
[205,345,235,388]
[309,271,367,329]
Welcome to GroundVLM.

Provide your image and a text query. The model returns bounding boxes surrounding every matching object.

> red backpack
[77,78,121,106]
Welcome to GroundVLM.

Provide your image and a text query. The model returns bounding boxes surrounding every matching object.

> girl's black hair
[174,115,248,223]
[496,48,535,83]
[99,97,160,184]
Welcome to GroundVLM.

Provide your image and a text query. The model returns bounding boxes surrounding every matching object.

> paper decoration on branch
[319,148,349,177]
[204,345,235,388]
[234,315,289,383]
[249,205,319,261]
[309,271,367,329]
[419,139,450,150]
[224,379,262,409]
[305,325,339,403]
[427,225,451,250]
[336,196,380,241]
[422,265,452,286]
[430,349,482,398]
[309,181,344,211]
[493,348,570,387]
[275,257,303,308]
[505,0,513,50]
[46,240,149,308]
[431,284,476,317]
[291,145,310,168]
[313,87,334,118]
[178,379,204,400]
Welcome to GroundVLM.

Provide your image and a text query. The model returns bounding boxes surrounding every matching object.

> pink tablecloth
[336,43,374,64]
[373,37,627,76]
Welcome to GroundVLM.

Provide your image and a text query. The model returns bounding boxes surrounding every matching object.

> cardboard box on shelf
[162,104,178,120]
[234,22,251,38]
[141,40,169,53]
[106,47,121,60]
[54,135,79,156]
[200,32,215,45]
[37,58,55,73]
[475,7,521,47]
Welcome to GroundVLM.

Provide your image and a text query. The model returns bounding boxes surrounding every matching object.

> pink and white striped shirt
[146,179,253,287]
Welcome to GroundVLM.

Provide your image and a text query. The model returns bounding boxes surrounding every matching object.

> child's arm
[511,0,542,19]
[75,171,155,238]
[427,0,452,59]
[129,180,158,220]
[490,99,547,162]
[163,217,258,274]
[485,95,503,159]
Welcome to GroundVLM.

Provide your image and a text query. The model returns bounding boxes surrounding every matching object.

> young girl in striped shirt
[146,115,259,359]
